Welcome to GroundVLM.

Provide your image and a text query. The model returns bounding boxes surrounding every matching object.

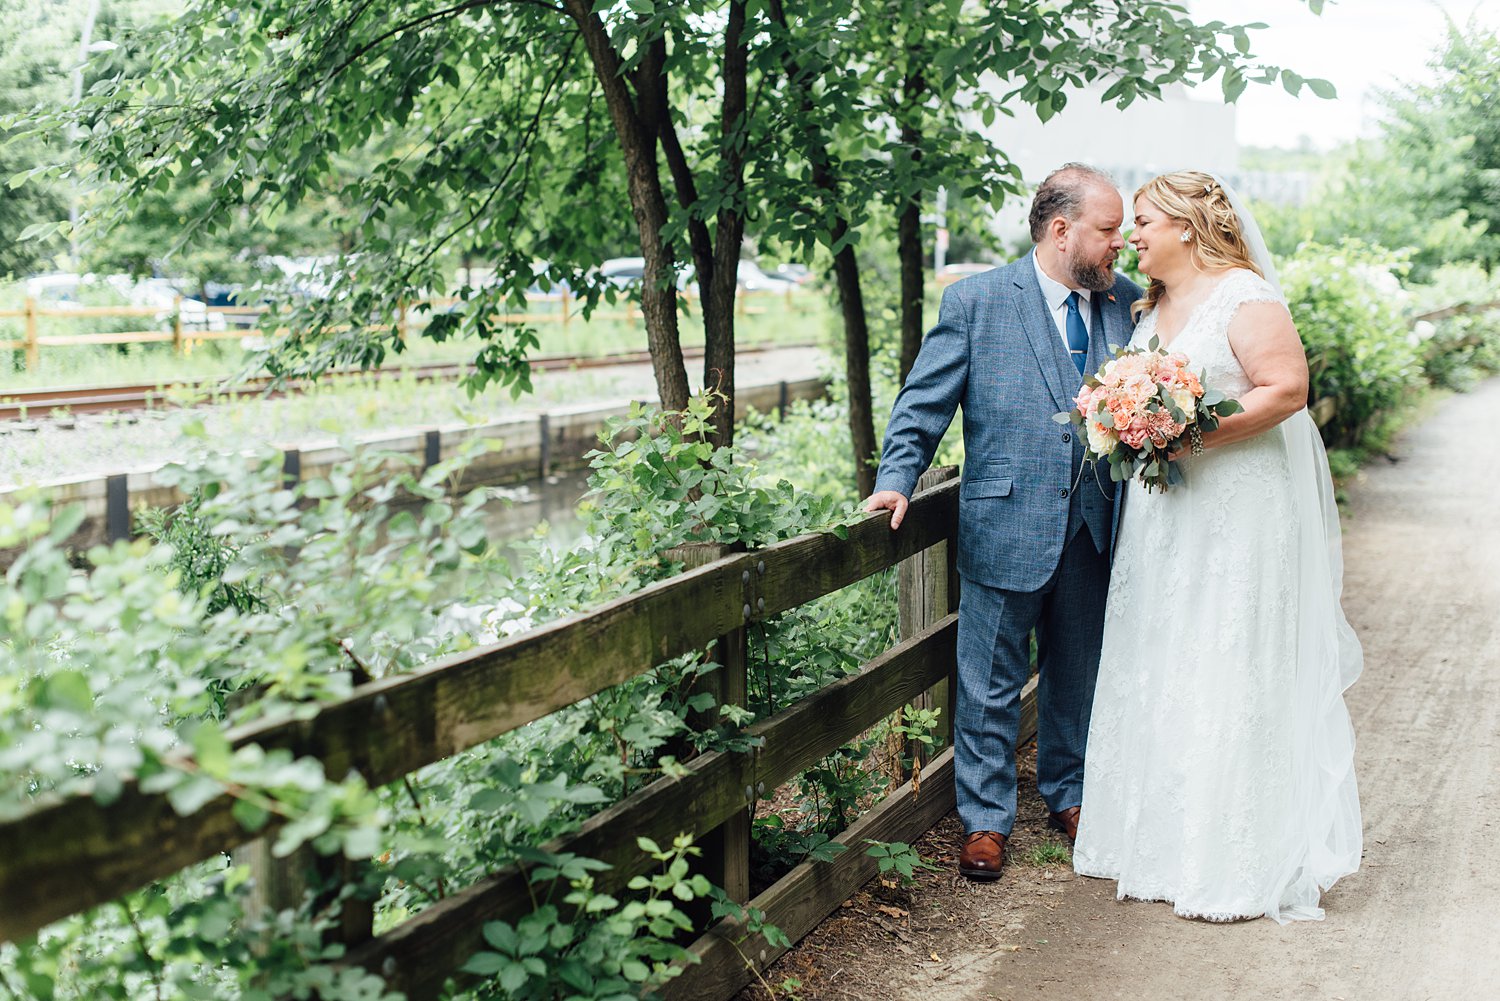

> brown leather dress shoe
[958,830,1006,881]
[1047,806,1081,843]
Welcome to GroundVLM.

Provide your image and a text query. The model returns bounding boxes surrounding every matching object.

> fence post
[897,466,959,763]
[667,542,751,906]
[234,842,374,953]
[105,474,131,543]
[172,296,185,355]
[23,297,37,371]
[561,285,572,329]
[397,299,409,344]
[538,413,552,478]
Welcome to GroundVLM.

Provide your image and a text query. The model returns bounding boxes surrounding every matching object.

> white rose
[1169,387,1197,421]
[1087,420,1115,455]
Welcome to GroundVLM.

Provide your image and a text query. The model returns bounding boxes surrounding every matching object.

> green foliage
[13,0,1330,397]
[135,487,267,617]
[887,702,941,771]
[1280,241,1423,450]
[0,0,74,278]
[1408,263,1500,391]
[1254,143,1487,283]
[460,836,708,1000]
[587,392,859,555]
[1380,18,1500,271]
[1255,20,1500,281]
[863,840,939,885]
[0,392,902,997]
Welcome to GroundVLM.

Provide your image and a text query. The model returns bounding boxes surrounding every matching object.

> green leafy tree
[0,0,75,278]
[1256,139,1486,281]
[754,0,1334,496]
[27,0,1329,491]
[1379,16,1500,269]
[1256,17,1499,280]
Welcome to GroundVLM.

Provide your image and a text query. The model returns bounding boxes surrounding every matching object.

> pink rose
[1118,418,1151,450]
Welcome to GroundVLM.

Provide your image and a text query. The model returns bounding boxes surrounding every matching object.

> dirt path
[747,379,1500,1001]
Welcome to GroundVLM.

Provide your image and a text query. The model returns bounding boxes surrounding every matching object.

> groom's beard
[1067,249,1117,293]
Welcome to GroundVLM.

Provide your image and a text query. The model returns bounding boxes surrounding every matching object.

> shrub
[1407,262,1500,391]
[1280,240,1424,450]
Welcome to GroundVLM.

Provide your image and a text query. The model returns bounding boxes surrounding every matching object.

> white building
[973,82,1308,246]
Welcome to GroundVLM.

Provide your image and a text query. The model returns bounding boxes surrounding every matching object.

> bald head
[1028,163,1118,243]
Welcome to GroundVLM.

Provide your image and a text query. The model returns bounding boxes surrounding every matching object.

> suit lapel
[1014,251,1074,412]
[1086,291,1120,378]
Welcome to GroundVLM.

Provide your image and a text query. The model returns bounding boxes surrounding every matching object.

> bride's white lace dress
[1072,269,1364,923]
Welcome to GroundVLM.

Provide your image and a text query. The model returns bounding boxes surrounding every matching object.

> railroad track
[0,343,810,422]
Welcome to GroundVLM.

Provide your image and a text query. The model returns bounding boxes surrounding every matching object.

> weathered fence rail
[0,466,1036,1001]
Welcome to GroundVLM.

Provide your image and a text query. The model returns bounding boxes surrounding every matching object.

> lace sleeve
[1226,268,1287,309]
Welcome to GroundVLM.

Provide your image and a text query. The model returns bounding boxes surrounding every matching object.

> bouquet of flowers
[1054,336,1243,492]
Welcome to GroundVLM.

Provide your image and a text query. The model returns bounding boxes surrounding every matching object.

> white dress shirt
[1032,253,1092,349]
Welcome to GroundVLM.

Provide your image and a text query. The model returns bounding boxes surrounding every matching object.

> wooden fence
[0,466,1040,999]
[0,286,807,370]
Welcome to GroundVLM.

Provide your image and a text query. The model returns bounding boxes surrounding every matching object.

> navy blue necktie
[1065,291,1089,376]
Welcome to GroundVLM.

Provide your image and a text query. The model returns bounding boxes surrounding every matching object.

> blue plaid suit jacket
[873,251,1143,592]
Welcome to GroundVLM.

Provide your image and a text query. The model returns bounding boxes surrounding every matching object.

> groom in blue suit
[866,163,1141,879]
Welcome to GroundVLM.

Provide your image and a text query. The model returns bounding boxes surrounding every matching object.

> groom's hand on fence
[864,491,910,530]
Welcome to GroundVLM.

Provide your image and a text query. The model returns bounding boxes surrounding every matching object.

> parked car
[107,276,226,332]
[597,257,646,288]
[735,259,799,294]
[935,262,995,284]
[771,262,812,285]
[674,259,801,299]
[23,272,94,307]
[23,272,225,331]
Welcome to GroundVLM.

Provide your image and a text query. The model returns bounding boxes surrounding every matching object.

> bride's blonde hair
[1132,170,1262,320]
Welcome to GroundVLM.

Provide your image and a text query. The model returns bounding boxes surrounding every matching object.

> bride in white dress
[1071,171,1363,923]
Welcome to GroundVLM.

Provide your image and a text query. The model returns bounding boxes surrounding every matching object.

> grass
[0,287,833,391]
[1015,842,1072,868]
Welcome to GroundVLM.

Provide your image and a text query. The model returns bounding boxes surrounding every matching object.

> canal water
[479,466,593,565]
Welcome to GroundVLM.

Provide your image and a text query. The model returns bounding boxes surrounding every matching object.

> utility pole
[933,186,948,274]
[69,0,101,270]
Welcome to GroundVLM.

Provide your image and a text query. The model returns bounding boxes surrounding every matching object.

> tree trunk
[766,0,877,497]
[897,193,923,385]
[700,0,749,450]
[894,52,918,387]
[830,230,878,498]
[896,66,926,385]
[565,1,690,414]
